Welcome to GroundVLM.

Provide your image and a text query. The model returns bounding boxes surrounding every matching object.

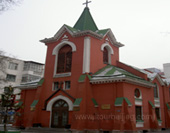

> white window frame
[52,41,76,78]
[53,82,59,91]
[101,43,114,64]
[64,81,71,90]
[8,62,18,70]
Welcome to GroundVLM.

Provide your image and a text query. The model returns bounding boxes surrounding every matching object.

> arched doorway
[51,100,69,128]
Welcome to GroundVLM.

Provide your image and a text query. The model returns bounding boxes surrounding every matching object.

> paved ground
[1,125,170,133]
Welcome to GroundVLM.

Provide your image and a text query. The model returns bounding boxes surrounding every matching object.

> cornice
[90,77,154,88]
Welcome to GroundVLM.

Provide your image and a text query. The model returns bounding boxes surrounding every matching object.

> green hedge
[0,131,21,133]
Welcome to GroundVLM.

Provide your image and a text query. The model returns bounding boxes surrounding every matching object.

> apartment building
[0,55,44,90]
[164,63,170,78]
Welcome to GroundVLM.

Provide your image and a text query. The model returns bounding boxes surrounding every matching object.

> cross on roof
[83,0,91,7]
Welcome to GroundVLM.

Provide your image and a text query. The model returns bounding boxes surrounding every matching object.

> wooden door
[51,100,68,128]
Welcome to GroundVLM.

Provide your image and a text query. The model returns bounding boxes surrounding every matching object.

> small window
[6,74,16,82]
[155,108,161,120]
[54,82,59,90]
[65,81,71,90]
[103,47,108,64]
[135,88,141,98]
[154,84,159,98]
[8,62,18,70]
[136,106,142,121]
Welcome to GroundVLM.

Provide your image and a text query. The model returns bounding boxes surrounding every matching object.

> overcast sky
[0,0,170,70]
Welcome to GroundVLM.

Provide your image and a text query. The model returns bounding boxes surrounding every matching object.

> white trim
[101,43,114,54]
[101,43,114,64]
[90,77,154,88]
[54,72,71,78]
[52,41,76,76]
[134,88,142,99]
[136,121,144,127]
[135,99,143,106]
[155,98,160,107]
[48,95,73,127]
[83,37,91,73]
[46,95,73,111]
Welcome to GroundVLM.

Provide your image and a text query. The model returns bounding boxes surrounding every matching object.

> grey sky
[0,0,170,70]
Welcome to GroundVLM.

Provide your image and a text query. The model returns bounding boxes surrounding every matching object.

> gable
[43,88,75,110]
[40,25,124,48]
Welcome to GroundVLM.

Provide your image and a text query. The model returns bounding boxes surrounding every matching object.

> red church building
[16,3,170,132]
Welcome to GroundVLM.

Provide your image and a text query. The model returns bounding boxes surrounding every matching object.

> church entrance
[51,100,69,128]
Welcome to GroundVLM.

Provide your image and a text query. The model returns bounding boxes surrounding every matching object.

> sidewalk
[0,126,170,133]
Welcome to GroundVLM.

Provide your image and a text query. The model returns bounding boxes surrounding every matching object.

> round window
[134,88,141,98]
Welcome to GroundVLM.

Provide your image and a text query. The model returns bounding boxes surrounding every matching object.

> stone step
[21,127,71,133]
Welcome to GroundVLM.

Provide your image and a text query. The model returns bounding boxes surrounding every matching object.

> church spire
[73,2,98,32]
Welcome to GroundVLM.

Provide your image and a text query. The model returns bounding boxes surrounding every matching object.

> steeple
[73,7,98,32]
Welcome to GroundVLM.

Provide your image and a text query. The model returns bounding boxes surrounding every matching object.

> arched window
[134,88,141,98]
[57,45,72,73]
[101,43,114,64]
[103,47,108,64]
[154,84,159,98]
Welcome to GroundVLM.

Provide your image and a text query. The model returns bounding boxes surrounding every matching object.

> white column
[83,37,91,73]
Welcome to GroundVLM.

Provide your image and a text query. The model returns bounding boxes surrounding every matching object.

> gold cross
[83,0,91,7]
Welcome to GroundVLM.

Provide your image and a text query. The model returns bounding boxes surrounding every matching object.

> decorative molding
[135,99,143,106]
[46,95,73,111]
[101,43,114,55]
[90,77,154,88]
[83,37,91,73]
[105,38,109,42]
[54,72,71,78]
[62,35,69,41]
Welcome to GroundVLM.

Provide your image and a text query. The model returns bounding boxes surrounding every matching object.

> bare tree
[0,0,22,13]
[0,50,13,87]
[0,50,7,72]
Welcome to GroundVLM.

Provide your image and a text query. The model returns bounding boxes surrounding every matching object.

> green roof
[30,100,39,107]
[91,98,98,106]
[78,74,92,82]
[96,29,110,35]
[92,65,153,86]
[93,65,143,79]
[124,97,132,106]
[73,98,82,106]
[149,101,155,108]
[115,97,124,106]
[78,75,86,82]
[38,78,44,86]
[114,97,132,106]
[74,7,98,32]
[65,24,80,33]
[166,103,170,110]
[15,101,23,107]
